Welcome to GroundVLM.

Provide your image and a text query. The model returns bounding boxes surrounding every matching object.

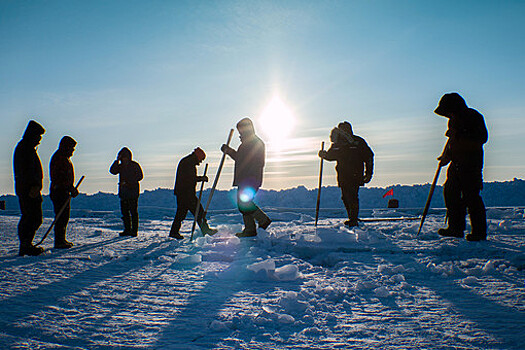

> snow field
[0,208,524,349]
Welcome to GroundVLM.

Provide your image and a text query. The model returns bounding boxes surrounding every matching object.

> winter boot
[236,213,257,237]
[19,243,44,256]
[253,209,271,230]
[198,219,218,236]
[437,227,464,238]
[120,215,132,236]
[169,220,184,240]
[344,220,358,227]
[465,233,486,241]
[54,227,74,249]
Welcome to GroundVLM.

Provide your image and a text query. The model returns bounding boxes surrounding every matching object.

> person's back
[14,123,45,197]
[13,120,46,256]
[233,132,265,189]
[174,153,198,198]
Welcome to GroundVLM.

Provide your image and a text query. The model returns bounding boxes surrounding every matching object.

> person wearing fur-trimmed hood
[319,121,374,227]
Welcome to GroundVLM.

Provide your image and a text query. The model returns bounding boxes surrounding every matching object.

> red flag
[383,188,394,198]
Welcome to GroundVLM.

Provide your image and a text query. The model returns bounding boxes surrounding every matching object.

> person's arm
[362,140,374,183]
[221,144,237,160]
[319,144,338,162]
[109,160,120,175]
[135,162,144,182]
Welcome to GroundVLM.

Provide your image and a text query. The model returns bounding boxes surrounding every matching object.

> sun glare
[258,96,295,149]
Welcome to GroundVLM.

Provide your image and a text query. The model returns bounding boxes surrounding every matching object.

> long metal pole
[190,163,208,242]
[35,175,85,246]
[203,129,234,217]
[417,142,449,236]
[315,142,325,227]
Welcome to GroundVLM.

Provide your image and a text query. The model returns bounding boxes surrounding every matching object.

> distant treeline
[1,178,524,217]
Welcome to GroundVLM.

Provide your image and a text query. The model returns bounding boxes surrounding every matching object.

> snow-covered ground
[1,208,524,349]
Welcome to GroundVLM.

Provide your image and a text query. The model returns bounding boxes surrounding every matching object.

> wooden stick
[35,176,85,246]
[203,129,234,217]
[190,163,208,242]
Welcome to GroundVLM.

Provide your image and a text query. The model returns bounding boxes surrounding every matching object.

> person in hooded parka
[434,92,488,241]
[50,136,79,249]
[319,121,374,227]
[221,118,271,237]
[110,147,144,237]
[13,120,46,256]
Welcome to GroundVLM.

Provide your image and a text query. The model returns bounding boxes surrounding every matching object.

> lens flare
[238,187,256,203]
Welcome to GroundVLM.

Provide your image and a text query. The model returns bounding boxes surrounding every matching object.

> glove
[318,150,327,159]
[363,172,372,184]
[198,175,209,183]
[438,155,451,167]
[70,187,79,198]
[220,144,229,153]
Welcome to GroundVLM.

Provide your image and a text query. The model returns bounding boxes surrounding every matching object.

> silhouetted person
[435,93,488,241]
[13,120,46,256]
[221,118,271,237]
[319,121,374,227]
[169,147,217,239]
[50,136,79,249]
[110,147,143,237]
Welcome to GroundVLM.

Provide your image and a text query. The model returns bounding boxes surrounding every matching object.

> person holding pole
[318,121,374,227]
[49,136,79,248]
[221,118,271,237]
[169,148,217,239]
[434,92,488,241]
[13,120,46,256]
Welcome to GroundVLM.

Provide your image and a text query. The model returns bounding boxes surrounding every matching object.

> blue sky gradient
[1,0,524,194]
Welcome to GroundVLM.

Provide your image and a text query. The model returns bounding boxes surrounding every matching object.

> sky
[1,0,524,195]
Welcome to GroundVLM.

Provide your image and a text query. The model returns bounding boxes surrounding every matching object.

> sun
[258,96,295,148]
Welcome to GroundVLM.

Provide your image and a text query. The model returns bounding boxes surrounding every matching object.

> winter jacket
[226,134,265,189]
[445,108,488,170]
[110,160,143,199]
[50,149,75,195]
[324,135,374,186]
[13,122,45,197]
[174,153,203,199]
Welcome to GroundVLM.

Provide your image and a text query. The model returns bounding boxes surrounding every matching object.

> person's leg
[170,196,188,239]
[130,198,139,237]
[52,191,73,248]
[120,199,132,236]
[236,186,257,237]
[341,184,359,226]
[18,195,44,256]
[462,170,487,241]
[440,165,466,237]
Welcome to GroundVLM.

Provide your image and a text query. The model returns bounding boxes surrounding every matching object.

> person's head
[22,120,45,147]
[58,136,77,158]
[434,92,468,118]
[118,147,132,163]
[338,121,353,135]
[193,147,206,164]
[236,117,255,141]
[329,128,339,143]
